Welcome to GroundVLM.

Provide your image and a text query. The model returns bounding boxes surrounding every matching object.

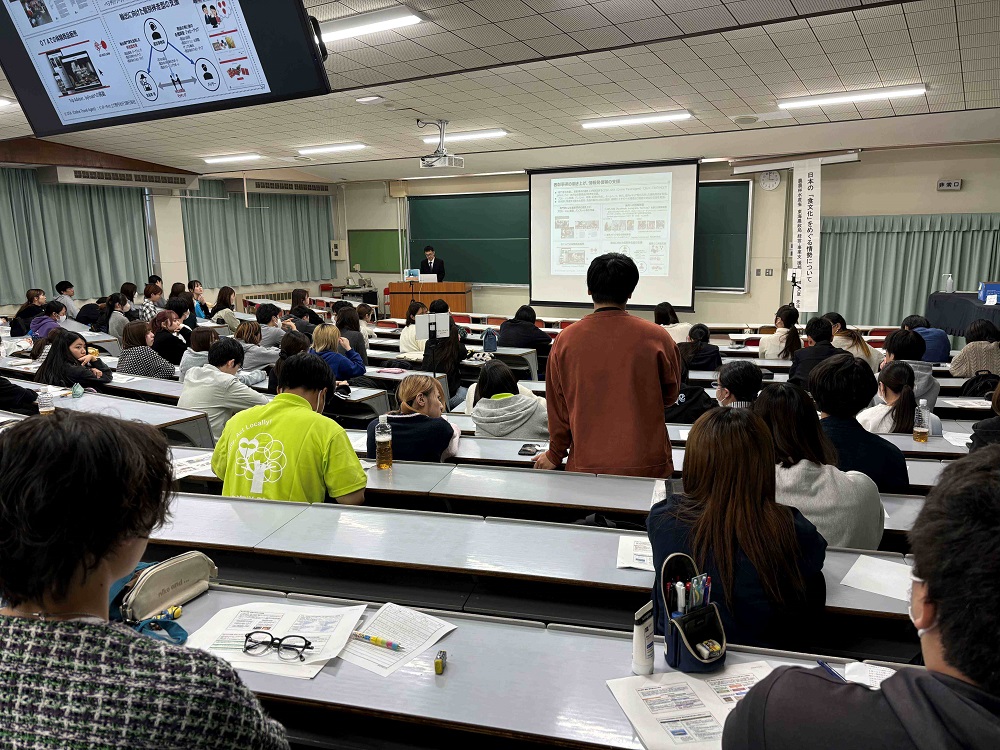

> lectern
[388,282,473,319]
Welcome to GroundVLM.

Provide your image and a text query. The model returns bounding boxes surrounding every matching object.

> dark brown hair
[878,360,918,434]
[190,327,220,353]
[143,283,162,299]
[753,383,837,468]
[121,321,151,350]
[775,305,801,358]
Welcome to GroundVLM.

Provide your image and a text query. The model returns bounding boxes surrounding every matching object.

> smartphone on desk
[518,444,542,456]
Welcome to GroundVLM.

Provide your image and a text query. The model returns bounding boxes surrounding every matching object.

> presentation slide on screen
[3,0,270,126]
[530,163,699,309]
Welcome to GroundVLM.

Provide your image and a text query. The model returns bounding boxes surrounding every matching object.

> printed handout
[173,454,216,479]
[340,602,455,677]
[844,662,897,689]
[651,479,668,509]
[617,536,654,571]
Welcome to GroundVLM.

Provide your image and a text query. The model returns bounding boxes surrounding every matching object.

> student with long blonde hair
[365,375,460,462]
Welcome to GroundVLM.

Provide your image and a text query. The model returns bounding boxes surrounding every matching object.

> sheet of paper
[187,601,365,679]
[987,294,998,306]
[111,373,139,383]
[942,431,972,448]
[360,459,376,470]
[840,556,912,602]
[678,429,690,440]
[173,454,216,479]
[941,398,990,409]
[607,661,773,749]
[340,602,455,677]
[617,535,654,571]
[4,360,41,372]
[349,432,368,452]
[651,479,668,509]
[844,662,897,689]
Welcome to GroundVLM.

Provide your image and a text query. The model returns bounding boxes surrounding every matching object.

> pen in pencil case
[352,631,404,651]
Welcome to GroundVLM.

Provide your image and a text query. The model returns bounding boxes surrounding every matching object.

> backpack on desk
[482,327,498,353]
[961,370,1000,398]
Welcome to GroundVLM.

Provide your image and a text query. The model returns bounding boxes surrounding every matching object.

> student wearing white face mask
[723,447,1000,749]
[714,360,763,409]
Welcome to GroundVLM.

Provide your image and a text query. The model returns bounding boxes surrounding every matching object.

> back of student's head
[357,303,373,322]
[0,411,172,608]
[104,292,126,313]
[878,360,918,433]
[514,305,536,324]
[148,274,162,285]
[474,360,519,406]
[805,316,833,344]
[254,303,280,325]
[405,301,426,326]
[428,299,449,314]
[31,328,62,360]
[272,331,311,383]
[679,324,711,363]
[587,252,638,306]
[278,352,333,393]
[752,383,837,468]
[773,305,801,357]
[901,315,931,330]
[169,282,185,298]
[885,328,926,361]
[822,310,871,357]
[311,323,340,353]
[151,310,178,334]
[718,360,762,402]
[55,280,73,294]
[908,446,1000,694]
[291,288,309,309]
[121,321,151,350]
[966,318,1000,344]
[143,283,162,299]
[41,301,65,318]
[675,408,805,606]
[207,337,244,368]
[654,302,679,326]
[165,297,189,319]
[189,327,219,353]
[332,300,353,315]
[234,321,262,346]
[336,306,360,332]
[809,353,876,417]
[36,330,86,385]
[397,374,445,414]
[120,282,137,302]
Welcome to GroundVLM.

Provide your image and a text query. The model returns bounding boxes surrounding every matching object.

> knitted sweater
[949,340,1000,378]
[0,616,289,749]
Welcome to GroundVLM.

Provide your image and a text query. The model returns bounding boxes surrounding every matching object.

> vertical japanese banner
[791,159,821,311]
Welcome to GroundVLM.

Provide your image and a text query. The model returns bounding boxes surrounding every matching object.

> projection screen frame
[527,159,701,312]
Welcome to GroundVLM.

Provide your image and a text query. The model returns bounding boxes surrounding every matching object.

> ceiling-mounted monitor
[0,0,330,137]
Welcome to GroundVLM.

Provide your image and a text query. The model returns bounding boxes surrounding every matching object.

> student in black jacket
[723,447,1000,750]
[664,362,716,424]
[498,306,551,371]
[0,377,38,415]
[10,288,45,338]
[150,310,188,366]
[970,387,1000,452]
[35,330,112,387]
[788,316,840,388]
[810,353,909,492]
[677,323,722,371]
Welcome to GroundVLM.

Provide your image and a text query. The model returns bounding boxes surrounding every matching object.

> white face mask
[59,315,67,323]
[908,572,938,638]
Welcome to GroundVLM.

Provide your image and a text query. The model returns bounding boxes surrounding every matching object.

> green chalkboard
[408,193,529,284]
[694,181,751,291]
[348,229,402,273]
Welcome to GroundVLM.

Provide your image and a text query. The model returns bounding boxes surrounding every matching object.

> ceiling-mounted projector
[417,118,465,169]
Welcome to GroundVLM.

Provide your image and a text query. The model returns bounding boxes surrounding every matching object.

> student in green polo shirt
[212,353,367,504]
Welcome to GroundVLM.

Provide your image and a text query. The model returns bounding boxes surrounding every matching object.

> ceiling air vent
[224,179,333,195]
[37,166,199,190]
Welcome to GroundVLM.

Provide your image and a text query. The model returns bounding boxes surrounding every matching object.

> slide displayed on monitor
[0,0,329,136]
[530,162,699,310]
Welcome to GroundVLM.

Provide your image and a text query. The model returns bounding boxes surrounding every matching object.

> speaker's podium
[388,281,473,319]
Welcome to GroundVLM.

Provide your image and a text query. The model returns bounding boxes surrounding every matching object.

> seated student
[647,408,826,646]
[117,321,176,379]
[138,283,163,323]
[74,296,103,328]
[213,353,366,505]
[168,282,186,300]
[422,318,470,411]
[119,283,139,321]
[310,323,366,381]
[233,322,281,371]
[399,301,429,354]
[858,361,943,436]
[209,286,240,332]
[181,328,265,387]
[53,281,78,320]
[463,379,537,414]
[95,293,129,340]
[35,330,112,387]
[723,447,1000,750]
[881,328,940,408]
[366,374,460,462]
[28,301,66,340]
[289,288,324,327]
[164,297,195,343]
[357,303,377,342]
[177,338,268,441]
[970,386,1000,452]
[29,329,60,364]
[148,274,167,309]
[471,360,548,439]
[187,280,208,318]
[0,411,291,749]
[654,301,692,344]
[823,311,884,371]
[677,323,722,371]
[150,311,188,366]
[753,383,883,549]
[811,354,909,493]
[950,318,1000,377]
[255,303,292,348]
[0,377,38,415]
[664,362,716,424]
[901,314,951,363]
[788,317,838,388]
[336,306,368,366]
[10,289,46,337]
[428,298,470,340]
[758,305,801,360]
[714,360,762,408]
[267,331,310,394]
[498,305,552,363]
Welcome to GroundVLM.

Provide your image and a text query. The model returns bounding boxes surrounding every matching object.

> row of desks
[686,368,969,395]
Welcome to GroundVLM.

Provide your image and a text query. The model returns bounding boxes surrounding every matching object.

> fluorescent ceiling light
[298,143,366,155]
[404,170,525,180]
[356,95,384,103]
[320,8,422,41]
[777,85,926,110]
[421,128,507,144]
[203,153,262,164]
[580,111,692,129]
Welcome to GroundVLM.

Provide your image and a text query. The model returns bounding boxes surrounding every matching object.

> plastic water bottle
[375,414,392,469]
[37,389,54,416]
[943,273,955,293]
[913,399,929,443]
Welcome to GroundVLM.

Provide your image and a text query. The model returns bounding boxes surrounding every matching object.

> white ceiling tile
[618,15,684,41]
[671,5,739,35]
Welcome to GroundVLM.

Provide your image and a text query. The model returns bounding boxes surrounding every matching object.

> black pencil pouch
[661,552,727,673]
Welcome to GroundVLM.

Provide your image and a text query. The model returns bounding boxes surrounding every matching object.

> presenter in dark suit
[420,246,446,282]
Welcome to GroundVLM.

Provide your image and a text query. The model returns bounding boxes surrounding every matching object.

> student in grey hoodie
[723,447,1000,750]
[470,360,548,440]
[878,329,940,408]
[179,328,265,387]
